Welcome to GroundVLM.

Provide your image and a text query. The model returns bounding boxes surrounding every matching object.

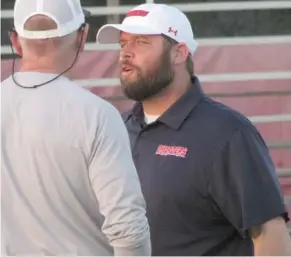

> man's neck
[20,67,58,74]
[142,77,192,116]
[19,57,72,75]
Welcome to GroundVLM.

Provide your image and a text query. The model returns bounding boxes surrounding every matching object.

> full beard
[120,50,174,102]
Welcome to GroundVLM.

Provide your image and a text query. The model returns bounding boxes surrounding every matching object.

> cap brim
[96,24,161,44]
[82,8,91,18]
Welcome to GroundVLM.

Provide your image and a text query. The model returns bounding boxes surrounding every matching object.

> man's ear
[78,23,89,52]
[172,43,188,65]
[9,30,23,56]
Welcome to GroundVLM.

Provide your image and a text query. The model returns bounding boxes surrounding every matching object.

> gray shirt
[1,72,151,256]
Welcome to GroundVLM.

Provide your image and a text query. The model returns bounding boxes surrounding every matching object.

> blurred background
[1,0,291,232]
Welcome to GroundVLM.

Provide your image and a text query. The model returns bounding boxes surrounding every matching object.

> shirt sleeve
[88,102,151,256]
[208,125,289,237]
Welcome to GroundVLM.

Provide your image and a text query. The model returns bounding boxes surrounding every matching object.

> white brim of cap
[96,24,162,44]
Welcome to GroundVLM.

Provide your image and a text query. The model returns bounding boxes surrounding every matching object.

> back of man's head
[19,15,77,57]
[11,0,90,63]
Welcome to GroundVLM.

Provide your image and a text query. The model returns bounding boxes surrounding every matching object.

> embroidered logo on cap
[168,27,178,36]
[126,10,149,17]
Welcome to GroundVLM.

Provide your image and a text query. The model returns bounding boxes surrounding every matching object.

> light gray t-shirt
[1,72,151,256]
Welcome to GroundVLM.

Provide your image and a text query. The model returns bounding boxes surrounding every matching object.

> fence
[1,0,291,230]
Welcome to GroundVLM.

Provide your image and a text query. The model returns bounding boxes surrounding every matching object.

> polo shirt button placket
[141,132,147,137]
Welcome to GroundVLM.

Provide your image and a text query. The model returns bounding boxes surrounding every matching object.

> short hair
[162,35,194,77]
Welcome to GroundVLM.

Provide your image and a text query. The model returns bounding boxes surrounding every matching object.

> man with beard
[97,3,291,256]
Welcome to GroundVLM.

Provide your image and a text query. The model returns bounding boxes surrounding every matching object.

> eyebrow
[120,35,150,44]
[137,35,149,39]
[137,36,149,40]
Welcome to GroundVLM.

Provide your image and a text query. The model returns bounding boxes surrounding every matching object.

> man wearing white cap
[1,0,151,255]
[97,3,291,256]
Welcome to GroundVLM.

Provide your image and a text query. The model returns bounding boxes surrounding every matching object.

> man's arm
[88,102,151,256]
[209,125,290,256]
[250,216,291,256]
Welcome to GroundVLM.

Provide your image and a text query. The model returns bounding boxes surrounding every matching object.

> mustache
[119,61,140,71]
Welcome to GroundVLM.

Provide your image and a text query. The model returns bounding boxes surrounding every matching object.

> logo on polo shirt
[155,144,188,158]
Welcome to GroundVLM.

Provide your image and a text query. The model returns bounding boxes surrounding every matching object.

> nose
[120,44,134,61]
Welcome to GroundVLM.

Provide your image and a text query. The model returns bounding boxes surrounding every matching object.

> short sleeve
[209,126,289,237]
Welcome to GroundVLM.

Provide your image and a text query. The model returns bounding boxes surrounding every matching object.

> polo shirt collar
[125,76,205,130]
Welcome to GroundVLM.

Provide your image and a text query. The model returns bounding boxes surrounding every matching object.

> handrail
[248,115,291,124]
[75,71,291,88]
[285,196,291,205]
[267,142,291,149]
[2,35,291,55]
[104,89,291,100]
[1,1,291,18]
[278,168,291,178]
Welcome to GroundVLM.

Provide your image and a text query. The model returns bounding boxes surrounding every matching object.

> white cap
[13,0,90,39]
[96,3,198,55]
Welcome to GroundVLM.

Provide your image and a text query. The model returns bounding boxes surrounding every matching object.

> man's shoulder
[200,98,255,131]
[57,79,124,125]
[188,97,259,146]
[1,76,14,89]
[63,79,110,106]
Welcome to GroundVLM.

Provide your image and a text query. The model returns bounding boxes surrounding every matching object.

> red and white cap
[13,0,90,39]
[96,3,198,55]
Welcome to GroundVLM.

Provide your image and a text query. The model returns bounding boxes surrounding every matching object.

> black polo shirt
[122,76,289,256]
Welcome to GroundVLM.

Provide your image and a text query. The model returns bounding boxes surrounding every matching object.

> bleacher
[1,0,291,233]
